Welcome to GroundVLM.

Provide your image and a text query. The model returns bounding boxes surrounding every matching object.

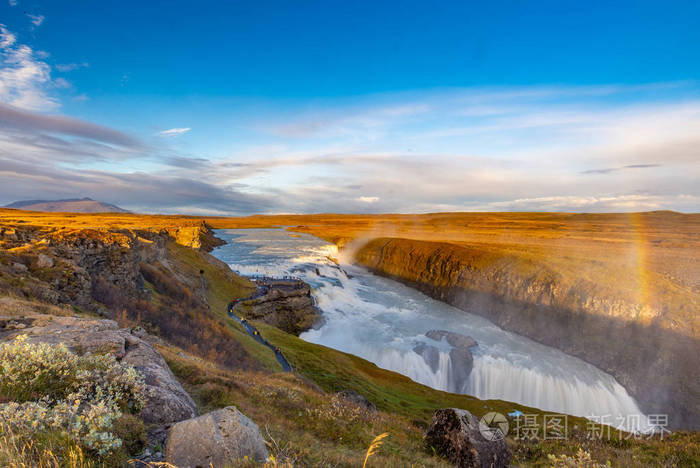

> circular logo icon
[479,412,509,441]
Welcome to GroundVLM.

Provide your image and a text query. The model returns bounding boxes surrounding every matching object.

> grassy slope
[165,241,283,372]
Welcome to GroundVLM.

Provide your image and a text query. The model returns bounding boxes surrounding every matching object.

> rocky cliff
[0,222,259,371]
[241,282,323,335]
[355,237,700,430]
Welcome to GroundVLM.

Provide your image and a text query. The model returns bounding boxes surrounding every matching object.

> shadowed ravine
[212,228,655,432]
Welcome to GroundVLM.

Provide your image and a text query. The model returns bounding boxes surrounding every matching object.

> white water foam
[212,228,654,432]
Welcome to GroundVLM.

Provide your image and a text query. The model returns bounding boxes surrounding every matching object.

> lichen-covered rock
[0,313,198,425]
[425,408,511,468]
[165,406,269,468]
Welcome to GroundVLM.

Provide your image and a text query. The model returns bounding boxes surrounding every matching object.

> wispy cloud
[581,164,661,175]
[8,0,17,6]
[0,24,58,110]
[26,14,45,27]
[158,127,191,137]
[0,102,142,150]
[357,196,379,203]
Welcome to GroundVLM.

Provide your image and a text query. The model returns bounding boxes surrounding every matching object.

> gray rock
[413,342,441,372]
[425,330,478,393]
[426,330,477,349]
[12,262,28,272]
[36,253,54,268]
[165,406,269,468]
[336,389,377,413]
[425,408,511,468]
[121,333,198,425]
[448,348,473,393]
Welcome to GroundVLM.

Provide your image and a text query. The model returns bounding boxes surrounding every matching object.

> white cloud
[357,196,379,203]
[0,24,58,110]
[27,14,45,27]
[8,0,17,6]
[158,127,191,137]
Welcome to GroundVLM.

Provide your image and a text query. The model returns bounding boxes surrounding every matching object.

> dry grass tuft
[363,432,389,468]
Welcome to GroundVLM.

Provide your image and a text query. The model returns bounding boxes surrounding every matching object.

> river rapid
[212,228,653,432]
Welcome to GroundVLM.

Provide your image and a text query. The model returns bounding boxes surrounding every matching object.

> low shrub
[0,335,147,463]
[548,448,610,467]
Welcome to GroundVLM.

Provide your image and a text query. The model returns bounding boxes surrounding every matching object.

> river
[212,228,653,432]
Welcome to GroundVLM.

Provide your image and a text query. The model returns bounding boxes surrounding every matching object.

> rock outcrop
[414,330,478,393]
[0,313,198,425]
[165,406,269,468]
[243,283,323,335]
[167,221,225,252]
[424,408,511,468]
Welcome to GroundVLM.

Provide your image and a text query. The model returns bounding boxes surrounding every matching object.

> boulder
[165,406,269,468]
[413,342,441,372]
[425,408,511,468]
[2,314,198,425]
[336,389,377,413]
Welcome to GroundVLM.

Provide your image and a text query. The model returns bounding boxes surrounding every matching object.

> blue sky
[1,0,699,214]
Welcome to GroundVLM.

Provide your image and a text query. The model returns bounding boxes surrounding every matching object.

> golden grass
[0,423,101,468]
[362,432,389,468]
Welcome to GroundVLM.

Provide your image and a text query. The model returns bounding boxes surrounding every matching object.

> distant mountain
[4,198,130,213]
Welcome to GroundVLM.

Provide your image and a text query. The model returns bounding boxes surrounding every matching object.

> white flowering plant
[0,335,147,457]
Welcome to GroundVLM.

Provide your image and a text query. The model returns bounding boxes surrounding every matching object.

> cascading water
[212,228,654,432]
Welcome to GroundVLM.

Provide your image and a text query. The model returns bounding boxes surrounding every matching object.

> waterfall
[212,228,655,433]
